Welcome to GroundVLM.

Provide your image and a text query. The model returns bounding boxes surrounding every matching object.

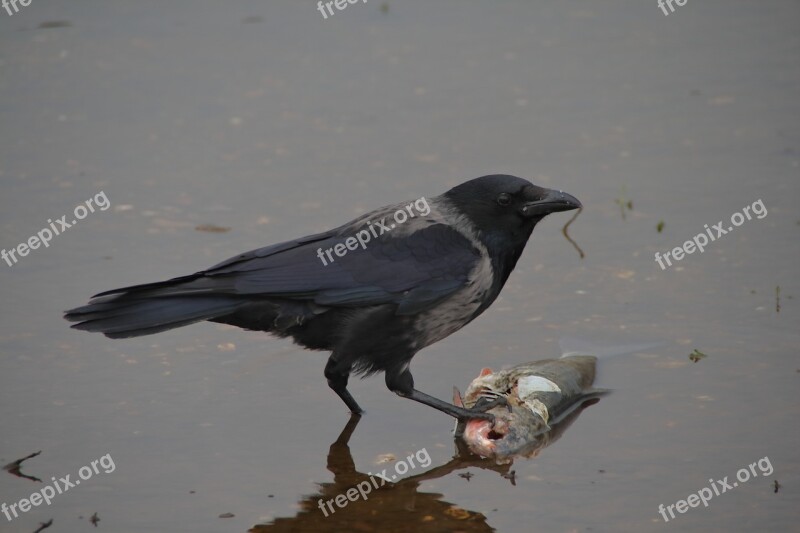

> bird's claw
[472,394,511,413]
[457,409,496,425]
[456,395,512,426]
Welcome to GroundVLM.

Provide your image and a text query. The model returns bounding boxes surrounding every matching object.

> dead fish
[454,355,608,463]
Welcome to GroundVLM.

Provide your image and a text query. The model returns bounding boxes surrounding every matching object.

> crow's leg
[386,367,495,423]
[325,355,363,414]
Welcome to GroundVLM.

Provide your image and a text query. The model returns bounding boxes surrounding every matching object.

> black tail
[64,277,243,339]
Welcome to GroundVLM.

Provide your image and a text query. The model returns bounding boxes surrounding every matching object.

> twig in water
[33,519,54,533]
[3,450,42,483]
[562,207,585,259]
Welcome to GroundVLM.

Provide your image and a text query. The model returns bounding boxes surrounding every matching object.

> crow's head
[443,174,581,245]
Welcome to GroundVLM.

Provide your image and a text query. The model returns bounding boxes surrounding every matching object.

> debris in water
[90,512,100,527]
[458,472,473,481]
[38,21,72,28]
[688,349,707,363]
[195,224,231,233]
[3,450,42,482]
[614,186,633,220]
[219,512,235,518]
[656,220,665,233]
[776,285,781,313]
[774,480,780,493]
[33,519,54,533]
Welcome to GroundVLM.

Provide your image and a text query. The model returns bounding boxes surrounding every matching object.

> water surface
[1,1,798,531]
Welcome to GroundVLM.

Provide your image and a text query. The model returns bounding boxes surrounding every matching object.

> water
[1,1,798,531]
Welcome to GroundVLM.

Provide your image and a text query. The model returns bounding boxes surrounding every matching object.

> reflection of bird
[65,175,580,421]
[249,415,505,533]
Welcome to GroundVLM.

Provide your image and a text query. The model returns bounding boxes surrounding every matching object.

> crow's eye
[496,193,512,206]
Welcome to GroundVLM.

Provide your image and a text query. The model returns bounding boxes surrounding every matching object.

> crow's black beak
[521,189,582,218]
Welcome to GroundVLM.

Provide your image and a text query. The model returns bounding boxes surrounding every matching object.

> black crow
[64,175,581,422]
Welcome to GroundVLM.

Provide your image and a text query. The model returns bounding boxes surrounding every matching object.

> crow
[64,175,581,422]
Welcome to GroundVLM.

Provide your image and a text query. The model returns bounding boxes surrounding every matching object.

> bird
[64,174,581,422]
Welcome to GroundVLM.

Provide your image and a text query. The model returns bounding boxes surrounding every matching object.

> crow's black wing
[90,223,481,316]
[208,223,480,314]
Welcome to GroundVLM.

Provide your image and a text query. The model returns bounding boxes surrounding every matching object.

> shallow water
[1,1,798,532]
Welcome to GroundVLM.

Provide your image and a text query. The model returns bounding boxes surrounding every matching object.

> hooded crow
[65,175,581,422]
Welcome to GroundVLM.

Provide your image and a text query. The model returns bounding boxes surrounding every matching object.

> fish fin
[479,367,493,377]
[524,399,550,425]
[584,387,612,397]
[452,388,465,435]
[453,386,464,408]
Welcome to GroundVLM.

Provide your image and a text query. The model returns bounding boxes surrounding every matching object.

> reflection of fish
[454,356,608,463]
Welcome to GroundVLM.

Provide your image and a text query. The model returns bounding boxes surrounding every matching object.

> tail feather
[65,295,243,339]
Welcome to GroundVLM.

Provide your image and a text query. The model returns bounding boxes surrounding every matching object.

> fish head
[460,367,497,404]
[462,405,547,463]
[458,366,547,462]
